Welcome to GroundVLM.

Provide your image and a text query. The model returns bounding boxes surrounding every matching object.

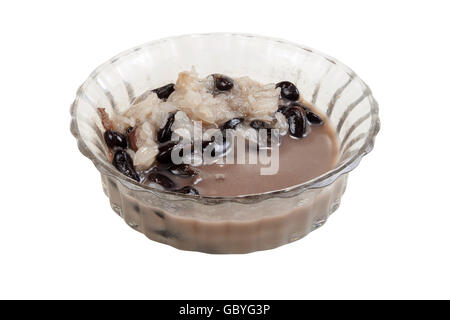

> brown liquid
[195,123,338,196]
[140,109,338,197]
[102,171,347,253]
[102,108,342,253]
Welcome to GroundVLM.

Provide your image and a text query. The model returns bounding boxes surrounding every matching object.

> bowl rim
[70,32,380,204]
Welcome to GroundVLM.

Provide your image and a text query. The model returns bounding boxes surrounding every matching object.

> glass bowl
[70,33,380,254]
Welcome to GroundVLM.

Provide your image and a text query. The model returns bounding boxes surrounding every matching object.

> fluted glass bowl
[70,33,380,254]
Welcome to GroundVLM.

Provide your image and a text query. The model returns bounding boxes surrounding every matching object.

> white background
[1,0,449,300]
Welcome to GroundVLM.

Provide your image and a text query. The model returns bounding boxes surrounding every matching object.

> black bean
[201,140,214,157]
[285,107,307,138]
[168,164,198,177]
[200,140,213,156]
[104,130,128,149]
[152,83,175,100]
[221,117,244,130]
[212,74,234,91]
[278,100,302,113]
[250,120,271,130]
[157,141,195,164]
[157,142,178,163]
[277,105,290,115]
[276,81,300,101]
[300,104,310,112]
[157,113,176,143]
[203,138,231,158]
[306,110,323,126]
[158,140,179,151]
[175,186,200,196]
[279,98,299,107]
[147,171,176,189]
[112,150,140,181]
[202,140,212,149]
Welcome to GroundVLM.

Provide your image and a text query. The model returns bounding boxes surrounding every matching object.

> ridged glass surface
[70,33,380,253]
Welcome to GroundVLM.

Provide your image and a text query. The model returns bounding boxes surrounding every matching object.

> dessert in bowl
[70,33,380,254]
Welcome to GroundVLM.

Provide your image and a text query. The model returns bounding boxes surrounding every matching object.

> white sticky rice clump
[167,70,238,124]
[171,110,195,142]
[229,77,280,119]
[107,91,178,170]
[167,69,280,124]
[132,122,159,170]
[274,112,289,136]
[102,69,283,170]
